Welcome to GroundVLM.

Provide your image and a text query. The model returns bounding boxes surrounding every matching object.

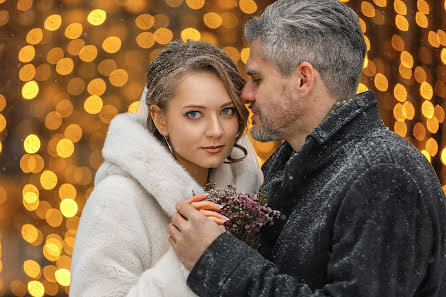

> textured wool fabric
[70,113,263,297]
[187,91,446,297]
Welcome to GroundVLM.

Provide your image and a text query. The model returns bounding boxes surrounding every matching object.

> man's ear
[295,62,315,97]
[150,105,168,136]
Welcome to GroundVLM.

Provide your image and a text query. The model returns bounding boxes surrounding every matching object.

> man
[168,0,446,296]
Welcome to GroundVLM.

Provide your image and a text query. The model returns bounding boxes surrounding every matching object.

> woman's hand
[187,195,228,226]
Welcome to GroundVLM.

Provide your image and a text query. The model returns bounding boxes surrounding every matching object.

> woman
[70,41,263,296]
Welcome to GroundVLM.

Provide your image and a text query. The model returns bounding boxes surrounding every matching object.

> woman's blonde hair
[145,40,248,163]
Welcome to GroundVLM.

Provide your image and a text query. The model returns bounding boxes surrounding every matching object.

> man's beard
[249,103,285,142]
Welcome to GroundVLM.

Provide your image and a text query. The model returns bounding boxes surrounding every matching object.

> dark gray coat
[187,91,446,297]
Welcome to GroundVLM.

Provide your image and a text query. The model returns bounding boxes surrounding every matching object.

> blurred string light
[0,0,445,296]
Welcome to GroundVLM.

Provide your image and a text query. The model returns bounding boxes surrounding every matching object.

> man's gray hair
[244,0,367,100]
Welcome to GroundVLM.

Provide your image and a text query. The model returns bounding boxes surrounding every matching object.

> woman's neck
[174,155,209,187]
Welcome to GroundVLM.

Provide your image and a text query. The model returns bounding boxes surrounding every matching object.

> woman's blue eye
[186,111,201,119]
[221,108,236,115]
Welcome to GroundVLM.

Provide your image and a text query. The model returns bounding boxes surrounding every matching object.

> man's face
[241,40,301,142]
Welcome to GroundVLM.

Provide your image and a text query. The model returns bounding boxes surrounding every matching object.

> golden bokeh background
[0,0,445,296]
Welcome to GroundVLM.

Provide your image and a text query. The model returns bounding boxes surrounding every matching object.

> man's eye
[221,108,236,115]
[252,78,261,85]
[185,111,201,119]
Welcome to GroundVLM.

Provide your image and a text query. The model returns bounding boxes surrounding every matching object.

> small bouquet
[201,185,280,250]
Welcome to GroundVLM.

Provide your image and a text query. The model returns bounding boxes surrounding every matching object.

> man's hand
[168,200,225,270]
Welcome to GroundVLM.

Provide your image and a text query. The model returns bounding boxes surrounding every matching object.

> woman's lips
[202,145,224,153]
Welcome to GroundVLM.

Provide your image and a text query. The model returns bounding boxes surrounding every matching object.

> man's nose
[241,80,255,104]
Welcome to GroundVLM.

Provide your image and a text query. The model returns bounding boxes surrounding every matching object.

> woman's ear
[150,105,168,136]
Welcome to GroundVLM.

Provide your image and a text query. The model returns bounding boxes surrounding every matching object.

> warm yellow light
[102,36,121,53]
[413,123,426,141]
[426,138,438,157]
[40,170,58,190]
[204,12,223,29]
[67,77,85,96]
[21,224,38,244]
[24,134,40,153]
[0,10,9,27]
[45,209,63,228]
[414,66,427,83]
[56,57,74,75]
[109,69,128,87]
[35,63,51,81]
[23,184,39,197]
[420,81,433,100]
[65,23,83,39]
[84,95,104,114]
[394,121,407,137]
[99,104,118,124]
[45,111,62,130]
[18,45,35,63]
[23,192,38,204]
[441,148,446,165]
[422,100,435,119]
[361,1,376,18]
[154,28,173,45]
[47,47,64,64]
[56,139,74,158]
[400,51,414,68]
[26,28,43,45]
[55,269,71,286]
[239,0,258,14]
[27,280,44,297]
[374,0,387,7]
[65,124,83,143]
[0,94,5,112]
[43,265,57,282]
[59,183,77,200]
[415,12,428,28]
[363,55,368,68]
[417,0,430,14]
[421,150,431,163]
[186,0,205,9]
[399,64,412,80]
[223,46,240,62]
[87,9,106,26]
[395,15,409,31]
[67,39,85,56]
[393,83,407,102]
[374,73,388,92]
[393,103,405,122]
[19,64,36,82]
[166,0,184,7]
[44,15,62,31]
[43,242,61,261]
[87,78,106,96]
[136,32,155,49]
[22,80,39,100]
[394,0,407,15]
[0,114,5,132]
[435,105,445,123]
[135,14,155,30]
[441,48,446,65]
[181,28,201,42]
[24,260,41,279]
[391,34,405,51]
[128,101,140,113]
[98,59,118,76]
[79,45,98,62]
[402,101,415,120]
[428,31,440,48]
[427,117,439,134]
[60,199,78,218]
[356,83,368,94]
[241,48,250,64]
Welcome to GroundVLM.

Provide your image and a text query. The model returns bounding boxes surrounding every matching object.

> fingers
[171,211,188,232]
[176,201,203,221]
[208,216,227,225]
[167,222,181,238]
[186,194,208,204]
[199,209,229,221]
[190,201,222,211]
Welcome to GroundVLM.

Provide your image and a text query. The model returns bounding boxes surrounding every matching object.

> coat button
[319,130,327,138]
[357,100,366,107]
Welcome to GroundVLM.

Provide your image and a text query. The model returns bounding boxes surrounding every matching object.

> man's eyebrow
[246,69,261,77]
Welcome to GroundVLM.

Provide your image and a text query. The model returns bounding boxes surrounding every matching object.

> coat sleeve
[187,164,435,297]
[70,175,197,297]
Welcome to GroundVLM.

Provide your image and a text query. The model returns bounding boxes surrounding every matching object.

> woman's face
[165,71,239,171]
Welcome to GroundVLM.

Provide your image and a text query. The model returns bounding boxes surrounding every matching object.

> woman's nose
[205,116,224,138]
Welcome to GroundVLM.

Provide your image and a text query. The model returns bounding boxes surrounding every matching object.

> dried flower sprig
[204,184,280,250]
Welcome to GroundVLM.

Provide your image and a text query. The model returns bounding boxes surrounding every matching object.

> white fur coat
[70,113,263,297]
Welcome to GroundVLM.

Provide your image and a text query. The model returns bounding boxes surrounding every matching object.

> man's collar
[307,90,377,144]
